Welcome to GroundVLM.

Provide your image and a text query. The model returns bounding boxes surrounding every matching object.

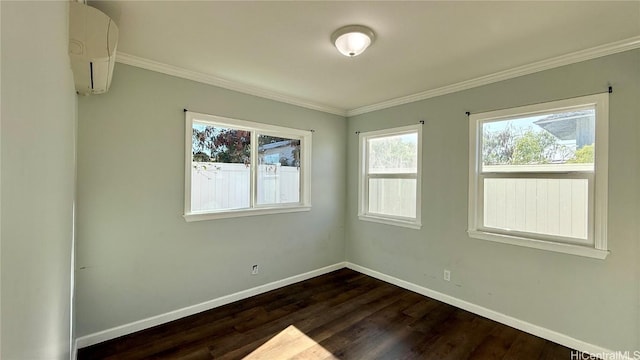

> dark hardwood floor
[78,269,580,359]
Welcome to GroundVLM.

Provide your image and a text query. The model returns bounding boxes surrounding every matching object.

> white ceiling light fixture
[331,25,375,57]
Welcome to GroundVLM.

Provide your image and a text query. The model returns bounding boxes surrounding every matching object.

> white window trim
[358,124,422,229]
[184,111,312,222]
[468,93,609,259]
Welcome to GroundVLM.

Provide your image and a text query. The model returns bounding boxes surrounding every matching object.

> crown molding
[115,52,347,117]
[347,35,640,117]
[117,35,640,119]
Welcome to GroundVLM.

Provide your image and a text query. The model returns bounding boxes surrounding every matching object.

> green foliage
[512,130,556,164]
[192,127,215,155]
[483,124,516,165]
[192,151,211,162]
[213,129,251,163]
[369,136,417,170]
[568,144,594,163]
[192,126,250,163]
[193,127,299,166]
[484,126,573,165]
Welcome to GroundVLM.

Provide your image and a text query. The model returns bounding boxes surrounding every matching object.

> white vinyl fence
[365,176,588,240]
[191,162,299,212]
[191,163,588,240]
[368,179,417,218]
[483,178,589,240]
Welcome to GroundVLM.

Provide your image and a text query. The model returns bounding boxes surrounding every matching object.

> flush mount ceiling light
[331,25,375,57]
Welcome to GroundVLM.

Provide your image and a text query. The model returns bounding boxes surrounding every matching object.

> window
[184,111,311,221]
[358,124,422,229]
[468,94,608,258]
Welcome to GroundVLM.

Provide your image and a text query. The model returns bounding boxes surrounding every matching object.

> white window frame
[468,93,609,259]
[184,111,312,222]
[358,124,422,229]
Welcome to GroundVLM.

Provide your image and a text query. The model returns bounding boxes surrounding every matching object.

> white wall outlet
[443,269,451,282]
[251,264,259,275]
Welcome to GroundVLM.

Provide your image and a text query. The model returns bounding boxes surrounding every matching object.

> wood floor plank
[467,322,521,360]
[325,298,422,359]
[218,281,402,359]
[294,295,418,359]
[502,331,548,360]
[539,341,574,360]
[78,269,579,360]
[144,271,392,360]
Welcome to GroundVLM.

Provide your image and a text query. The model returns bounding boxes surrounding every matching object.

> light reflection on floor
[243,325,339,359]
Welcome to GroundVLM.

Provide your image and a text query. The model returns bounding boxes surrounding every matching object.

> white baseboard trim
[75,261,631,359]
[345,262,627,359]
[75,262,346,350]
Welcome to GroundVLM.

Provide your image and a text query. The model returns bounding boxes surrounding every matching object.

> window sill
[467,230,609,259]
[184,205,311,222]
[358,214,421,230]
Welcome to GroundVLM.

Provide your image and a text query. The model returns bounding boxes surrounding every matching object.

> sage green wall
[346,49,640,351]
[76,64,347,336]
[76,39,638,352]
[1,1,76,358]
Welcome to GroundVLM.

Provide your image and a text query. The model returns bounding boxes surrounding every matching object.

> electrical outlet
[443,269,451,282]
[251,264,259,275]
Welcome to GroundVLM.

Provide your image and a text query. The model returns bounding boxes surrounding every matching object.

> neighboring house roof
[533,110,594,140]
[259,140,296,150]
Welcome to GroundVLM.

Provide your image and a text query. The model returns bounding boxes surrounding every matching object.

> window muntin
[185,112,311,221]
[468,94,608,258]
[359,124,422,229]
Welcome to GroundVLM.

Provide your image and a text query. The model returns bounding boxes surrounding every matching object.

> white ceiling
[90,1,640,116]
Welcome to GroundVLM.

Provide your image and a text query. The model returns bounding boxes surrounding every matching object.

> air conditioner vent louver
[89,62,94,89]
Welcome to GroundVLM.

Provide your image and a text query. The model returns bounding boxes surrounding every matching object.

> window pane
[368,178,416,218]
[257,135,301,205]
[483,178,589,241]
[368,133,418,174]
[191,122,251,212]
[482,109,595,172]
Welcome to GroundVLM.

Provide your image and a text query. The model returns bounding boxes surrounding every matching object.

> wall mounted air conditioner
[69,2,119,95]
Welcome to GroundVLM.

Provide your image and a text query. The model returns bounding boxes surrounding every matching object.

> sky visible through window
[483,114,545,132]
